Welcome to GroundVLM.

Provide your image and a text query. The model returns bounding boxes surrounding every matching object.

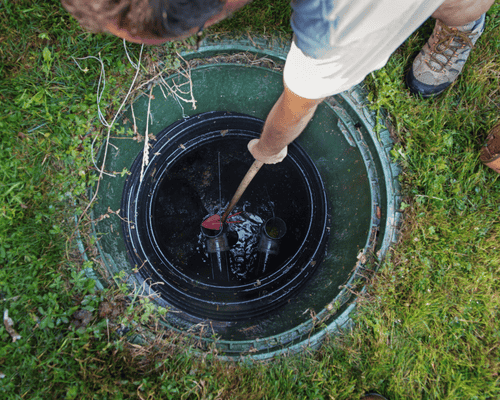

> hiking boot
[406,14,486,97]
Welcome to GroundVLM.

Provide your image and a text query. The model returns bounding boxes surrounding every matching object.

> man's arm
[248,83,324,164]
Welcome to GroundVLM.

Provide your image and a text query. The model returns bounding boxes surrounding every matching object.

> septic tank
[84,37,401,359]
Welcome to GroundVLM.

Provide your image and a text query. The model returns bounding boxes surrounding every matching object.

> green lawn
[1,0,499,399]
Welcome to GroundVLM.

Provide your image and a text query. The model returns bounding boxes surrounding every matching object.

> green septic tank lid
[84,36,401,360]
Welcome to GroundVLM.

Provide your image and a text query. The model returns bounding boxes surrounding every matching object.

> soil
[99,300,125,320]
[71,309,93,329]
[480,123,500,162]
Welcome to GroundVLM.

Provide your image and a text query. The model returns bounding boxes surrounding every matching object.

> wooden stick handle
[221,160,264,223]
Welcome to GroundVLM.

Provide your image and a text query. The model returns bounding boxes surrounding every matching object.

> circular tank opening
[86,39,401,358]
[121,112,330,323]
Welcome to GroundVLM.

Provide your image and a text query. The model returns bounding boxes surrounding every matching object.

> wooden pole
[220,160,264,224]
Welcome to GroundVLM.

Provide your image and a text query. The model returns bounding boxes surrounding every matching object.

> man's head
[61,0,251,44]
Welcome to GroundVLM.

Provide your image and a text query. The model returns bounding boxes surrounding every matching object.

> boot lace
[426,20,475,72]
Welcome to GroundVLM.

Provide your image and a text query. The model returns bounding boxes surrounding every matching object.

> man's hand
[248,139,287,164]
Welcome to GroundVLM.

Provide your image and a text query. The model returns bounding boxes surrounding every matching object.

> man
[62,0,495,164]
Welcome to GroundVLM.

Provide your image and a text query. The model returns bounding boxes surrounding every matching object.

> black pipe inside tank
[201,224,231,281]
[256,217,287,276]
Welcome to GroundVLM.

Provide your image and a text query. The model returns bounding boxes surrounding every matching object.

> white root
[3,310,21,342]
[140,87,153,182]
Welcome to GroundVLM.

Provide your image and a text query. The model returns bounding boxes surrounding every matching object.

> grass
[1,0,499,399]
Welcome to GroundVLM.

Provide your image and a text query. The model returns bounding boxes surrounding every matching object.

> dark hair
[61,0,225,38]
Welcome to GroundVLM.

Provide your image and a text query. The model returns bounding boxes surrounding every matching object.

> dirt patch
[71,309,93,330]
[99,300,126,320]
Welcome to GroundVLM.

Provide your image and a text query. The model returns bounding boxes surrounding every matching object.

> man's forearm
[249,83,324,163]
[261,94,318,153]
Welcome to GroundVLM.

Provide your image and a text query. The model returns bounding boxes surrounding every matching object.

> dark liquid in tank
[151,136,311,285]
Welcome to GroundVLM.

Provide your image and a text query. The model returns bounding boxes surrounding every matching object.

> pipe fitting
[201,224,231,281]
[257,217,287,276]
